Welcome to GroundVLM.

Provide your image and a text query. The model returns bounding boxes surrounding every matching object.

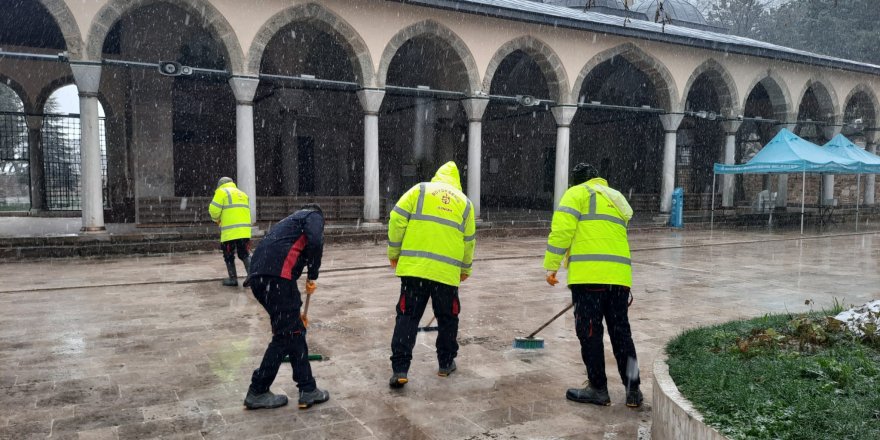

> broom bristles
[513,337,545,349]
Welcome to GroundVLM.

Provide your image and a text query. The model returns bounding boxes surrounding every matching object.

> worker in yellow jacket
[386,161,476,389]
[209,177,252,287]
[543,163,642,408]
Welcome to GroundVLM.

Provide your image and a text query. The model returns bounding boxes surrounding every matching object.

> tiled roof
[398,0,880,75]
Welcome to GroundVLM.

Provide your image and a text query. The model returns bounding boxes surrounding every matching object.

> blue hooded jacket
[249,208,324,281]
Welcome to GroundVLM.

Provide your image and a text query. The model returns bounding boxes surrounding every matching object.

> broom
[418,316,438,332]
[281,281,326,362]
[513,303,574,349]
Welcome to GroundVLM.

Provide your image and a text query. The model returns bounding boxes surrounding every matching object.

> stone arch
[84,0,245,72]
[795,76,840,123]
[246,2,374,85]
[842,83,879,127]
[571,42,679,111]
[482,35,570,103]
[35,0,83,58]
[681,58,740,116]
[0,75,33,114]
[741,70,792,119]
[35,78,115,120]
[376,20,481,95]
[35,76,76,114]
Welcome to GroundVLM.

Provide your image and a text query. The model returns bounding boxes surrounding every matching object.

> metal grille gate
[40,114,108,210]
[0,112,30,210]
[0,111,108,211]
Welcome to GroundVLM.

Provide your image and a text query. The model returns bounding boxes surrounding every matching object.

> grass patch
[666,308,880,440]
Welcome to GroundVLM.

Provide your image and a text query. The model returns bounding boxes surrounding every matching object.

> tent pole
[857,173,861,231]
[711,172,716,231]
[801,170,806,235]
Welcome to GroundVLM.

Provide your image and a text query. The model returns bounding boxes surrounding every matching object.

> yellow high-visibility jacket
[208,182,252,242]
[388,162,476,287]
[543,177,633,287]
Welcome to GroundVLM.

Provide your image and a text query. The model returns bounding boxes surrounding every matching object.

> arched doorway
[680,63,735,211]
[379,29,473,209]
[737,77,790,206]
[570,52,667,214]
[39,85,109,211]
[0,0,77,211]
[97,1,237,220]
[482,49,558,215]
[253,18,364,199]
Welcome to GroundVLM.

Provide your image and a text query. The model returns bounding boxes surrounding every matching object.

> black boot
[242,256,252,288]
[298,388,330,409]
[566,385,611,406]
[243,390,288,409]
[222,261,238,286]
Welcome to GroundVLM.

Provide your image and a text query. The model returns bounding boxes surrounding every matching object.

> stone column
[659,114,684,214]
[721,120,741,208]
[71,63,105,233]
[551,106,578,208]
[228,76,260,223]
[822,124,842,204]
[866,142,877,205]
[774,121,797,208]
[461,97,489,219]
[357,89,385,224]
[26,115,45,211]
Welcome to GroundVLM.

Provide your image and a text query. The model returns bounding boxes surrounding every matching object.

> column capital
[551,105,578,127]
[864,128,880,145]
[70,62,102,95]
[721,120,742,135]
[228,76,259,104]
[659,113,684,132]
[357,88,385,115]
[461,97,489,122]
[822,124,842,140]
[26,115,43,131]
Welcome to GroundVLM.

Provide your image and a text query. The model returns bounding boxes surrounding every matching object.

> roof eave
[388,0,880,76]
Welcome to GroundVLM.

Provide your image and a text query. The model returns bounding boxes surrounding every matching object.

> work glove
[545,271,559,286]
[305,280,317,295]
[390,259,398,269]
[460,273,469,282]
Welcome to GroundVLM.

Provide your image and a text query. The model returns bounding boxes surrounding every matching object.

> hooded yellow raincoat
[208,181,252,242]
[387,162,476,287]
[543,177,633,287]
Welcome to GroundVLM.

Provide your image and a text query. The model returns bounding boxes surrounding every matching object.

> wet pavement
[1,228,879,439]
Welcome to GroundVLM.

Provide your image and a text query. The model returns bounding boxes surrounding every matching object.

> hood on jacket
[431,161,462,191]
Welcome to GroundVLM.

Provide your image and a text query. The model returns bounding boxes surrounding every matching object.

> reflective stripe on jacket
[543,177,633,287]
[208,182,252,242]
[388,161,476,287]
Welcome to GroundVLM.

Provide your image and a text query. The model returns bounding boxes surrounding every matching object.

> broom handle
[303,292,311,316]
[425,316,435,327]
[527,303,574,339]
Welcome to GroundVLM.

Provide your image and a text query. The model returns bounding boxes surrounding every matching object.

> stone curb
[651,354,728,440]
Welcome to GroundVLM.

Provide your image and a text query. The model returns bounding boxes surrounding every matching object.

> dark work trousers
[571,284,640,391]
[221,238,250,265]
[390,276,461,373]
[248,276,316,394]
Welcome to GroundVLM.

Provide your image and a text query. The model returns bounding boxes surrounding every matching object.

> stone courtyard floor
[2,228,879,439]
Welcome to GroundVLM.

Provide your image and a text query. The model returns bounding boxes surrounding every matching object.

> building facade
[0,0,878,230]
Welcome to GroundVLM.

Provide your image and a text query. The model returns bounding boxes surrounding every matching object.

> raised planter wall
[652,354,729,440]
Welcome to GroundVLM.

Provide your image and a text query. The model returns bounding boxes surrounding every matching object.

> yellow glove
[305,280,317,295]
[545,271,559,286]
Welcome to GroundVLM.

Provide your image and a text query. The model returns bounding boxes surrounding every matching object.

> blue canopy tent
[822,134,880,226]
[712,129,860,233]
